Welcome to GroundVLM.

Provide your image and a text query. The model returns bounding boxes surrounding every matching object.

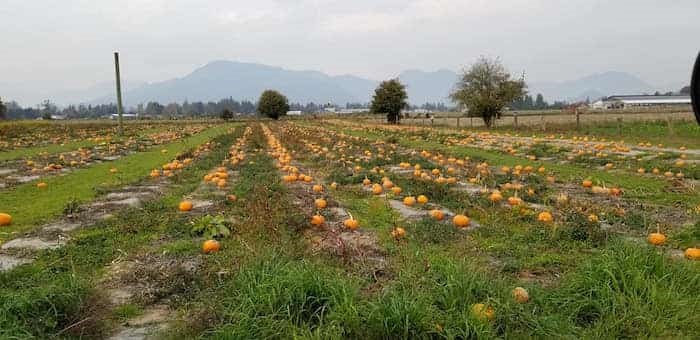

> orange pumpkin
[202,239,221,254]
[417,195,429,204]
[37,182,48,189]
[315,198,327,209]
[430,209,445,221]
[453,214,470,228]
[403,196,416,207]
[226,195,237,202]
[391,227,406,239]
[582,179,593,188]
[647,233,666,246]
[537,212,553,223]
[507,196,522,206]
[311,214,325,226]
[343,218,359,231]
[684,248,700,260]
[0,213,12,226]
[178,200,193,212]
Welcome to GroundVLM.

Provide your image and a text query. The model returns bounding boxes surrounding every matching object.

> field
[0,118,699,339]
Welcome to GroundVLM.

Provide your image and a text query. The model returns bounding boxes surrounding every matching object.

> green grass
[0,129,241,338]
[3,122,699,339]
[0,139,101,162]
[331,126,700,206]
[485,119,700,149]
[0,124,233,242]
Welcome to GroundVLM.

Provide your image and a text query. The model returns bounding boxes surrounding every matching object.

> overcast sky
[2,0,699,105]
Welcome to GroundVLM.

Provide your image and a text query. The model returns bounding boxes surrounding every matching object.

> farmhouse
[590,95,690,109]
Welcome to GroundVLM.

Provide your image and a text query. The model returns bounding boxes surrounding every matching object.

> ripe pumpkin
[330,182,338,190]
[311,214,325,226]
[178,200,193,212]
[37,182,48,189]
[403,196,416,207]
[391,187,402,195]
[417,195,429,204]
[227,194,237,202]
[582,179,593,188]
[343,218,359,231]
[372,183,383,195]
[471,303,495,321]
[684,248,700,260]
[0,213,12,226]
[391,227,406,239]
[202,239,221,254]
[453,214,470,228]
[507,196,522,206]
[489,191,503,203]
[647,233,666,246]
[362,178,371,186]
[312,184,323,193]
[512,287,530,303]
[315,198,327,209]
[588,214,599,223]
[537,211,553,223]
[430,209,445,221]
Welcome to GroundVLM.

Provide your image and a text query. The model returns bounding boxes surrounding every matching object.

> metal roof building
[591,95,691,109]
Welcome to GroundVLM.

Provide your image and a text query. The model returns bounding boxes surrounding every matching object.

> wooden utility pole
[114,52,124,134]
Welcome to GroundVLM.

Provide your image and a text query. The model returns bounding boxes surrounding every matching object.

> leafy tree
[145,101,164,115]
[450,57,526,127]
[0,97,6,120]
[535,93,546,109]
[680,86,690,95]
[220,108,234,120]
[370,79,408,124]
[257,90,289,120]
[41,99,57,120]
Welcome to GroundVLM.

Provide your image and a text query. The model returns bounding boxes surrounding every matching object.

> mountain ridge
[76,61,670,107]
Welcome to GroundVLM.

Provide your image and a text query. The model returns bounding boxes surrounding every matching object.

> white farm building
[590,95,691,110]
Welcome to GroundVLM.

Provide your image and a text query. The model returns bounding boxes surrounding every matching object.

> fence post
[666,115,674,136]
[456,117,460,127]
[513,112,519,129]
[470,117,473,128]
[617,117,623,136]
[541,114,546,132]
[575,108,580,131]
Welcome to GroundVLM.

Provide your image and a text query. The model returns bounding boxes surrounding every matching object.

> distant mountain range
[3,60,680,107]
[528,71,657,102]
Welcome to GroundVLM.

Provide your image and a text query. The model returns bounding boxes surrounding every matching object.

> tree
[370,79,408,124]
[145,101,164,115]
[257,90,289,120]
[450,57,526,128]
[680,85,690,95]
[41,99,57,120]
[535,93,546,109]
[0,97,6,120]
[220,108,234,120]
